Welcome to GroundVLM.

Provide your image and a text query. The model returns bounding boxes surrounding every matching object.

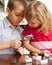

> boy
[0,0,27,54]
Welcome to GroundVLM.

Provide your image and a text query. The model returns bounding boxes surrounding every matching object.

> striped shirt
[22,24,52,53]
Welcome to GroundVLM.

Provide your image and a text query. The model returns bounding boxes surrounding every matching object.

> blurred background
[0,0,52,23]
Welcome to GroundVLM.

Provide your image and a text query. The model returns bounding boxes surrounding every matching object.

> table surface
[0,54,52,65]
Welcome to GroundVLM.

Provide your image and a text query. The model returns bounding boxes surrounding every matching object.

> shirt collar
[3,17,21,30]
[3,17,12,28]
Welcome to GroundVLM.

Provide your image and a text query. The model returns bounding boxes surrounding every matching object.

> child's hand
[9,40,22,49]
[40,50,50,55]
[44,50,50,54]
[17,47,24,55]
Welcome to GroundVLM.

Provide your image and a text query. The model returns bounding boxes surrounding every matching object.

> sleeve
[22,25,29,37]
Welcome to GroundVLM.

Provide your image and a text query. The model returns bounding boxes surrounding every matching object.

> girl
[22,0,52,55]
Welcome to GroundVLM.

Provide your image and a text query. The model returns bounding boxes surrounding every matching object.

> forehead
[29,15,39,23]
[13,2,25,13]
[14,2,24,9]
[31,15,38,20]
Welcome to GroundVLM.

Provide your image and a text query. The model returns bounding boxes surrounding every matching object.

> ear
[6,7,11,15]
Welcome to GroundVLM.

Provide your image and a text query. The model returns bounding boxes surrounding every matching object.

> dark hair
[7,0,27,11]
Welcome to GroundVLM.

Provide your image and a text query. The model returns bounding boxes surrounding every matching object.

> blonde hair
[25,0,52,32]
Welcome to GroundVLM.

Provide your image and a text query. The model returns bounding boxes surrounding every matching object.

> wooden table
[0,54,52,65]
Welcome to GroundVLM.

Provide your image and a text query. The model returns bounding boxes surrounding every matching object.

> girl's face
[28,16,41,28]
[7,4,24,28]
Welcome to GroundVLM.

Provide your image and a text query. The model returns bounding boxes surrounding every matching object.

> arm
[0,40,21,50]
[0,42,10,50]
[24,40,44,55]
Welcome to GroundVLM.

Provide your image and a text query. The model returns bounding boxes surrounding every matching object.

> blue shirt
[0,17,23,54]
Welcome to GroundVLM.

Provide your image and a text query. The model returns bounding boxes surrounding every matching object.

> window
[0,0,4,12]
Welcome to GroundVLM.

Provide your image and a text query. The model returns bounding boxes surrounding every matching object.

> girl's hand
[44,50,51,54]
[40,50,50,55]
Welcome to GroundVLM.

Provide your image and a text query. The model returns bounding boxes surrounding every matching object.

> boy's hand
[9,40,22,49]
[17,47,24,55]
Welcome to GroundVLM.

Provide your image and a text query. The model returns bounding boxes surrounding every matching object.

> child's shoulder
[0,18,6,30]
[25,24,29,27]
[0,20,3,27]
[49,30,52,34]
[23,24,29,29]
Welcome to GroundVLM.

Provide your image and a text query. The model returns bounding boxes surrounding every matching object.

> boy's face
[28,16,41,28]
[7,5,24,28]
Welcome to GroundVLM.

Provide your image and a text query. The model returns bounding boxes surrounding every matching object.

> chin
[14,24,18,27]
[32,26,39,28]
[16,24,18,26]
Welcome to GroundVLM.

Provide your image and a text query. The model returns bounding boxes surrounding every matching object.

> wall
[39,0,52,15]
[0,0,52,20]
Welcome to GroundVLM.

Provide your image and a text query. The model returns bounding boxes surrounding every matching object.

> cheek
[31,23,41,28]
[35,23,40,26]
[17,17,23,21]
[10,15,16,21]
[34,20,41,25]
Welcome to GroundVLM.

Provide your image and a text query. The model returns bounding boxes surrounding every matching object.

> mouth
[15,21,20,24]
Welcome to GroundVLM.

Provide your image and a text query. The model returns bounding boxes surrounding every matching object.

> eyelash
[15,14,20,16]
[15,14,24,17]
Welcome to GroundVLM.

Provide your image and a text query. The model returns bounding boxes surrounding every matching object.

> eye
[15,13,24,17]
[32,23,35,25]
[15,13,21,16]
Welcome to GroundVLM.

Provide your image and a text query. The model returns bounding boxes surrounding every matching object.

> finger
[15,43,21,47]
[15,45,20,49]
[15,40,22,45]
[18,47,24,55]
